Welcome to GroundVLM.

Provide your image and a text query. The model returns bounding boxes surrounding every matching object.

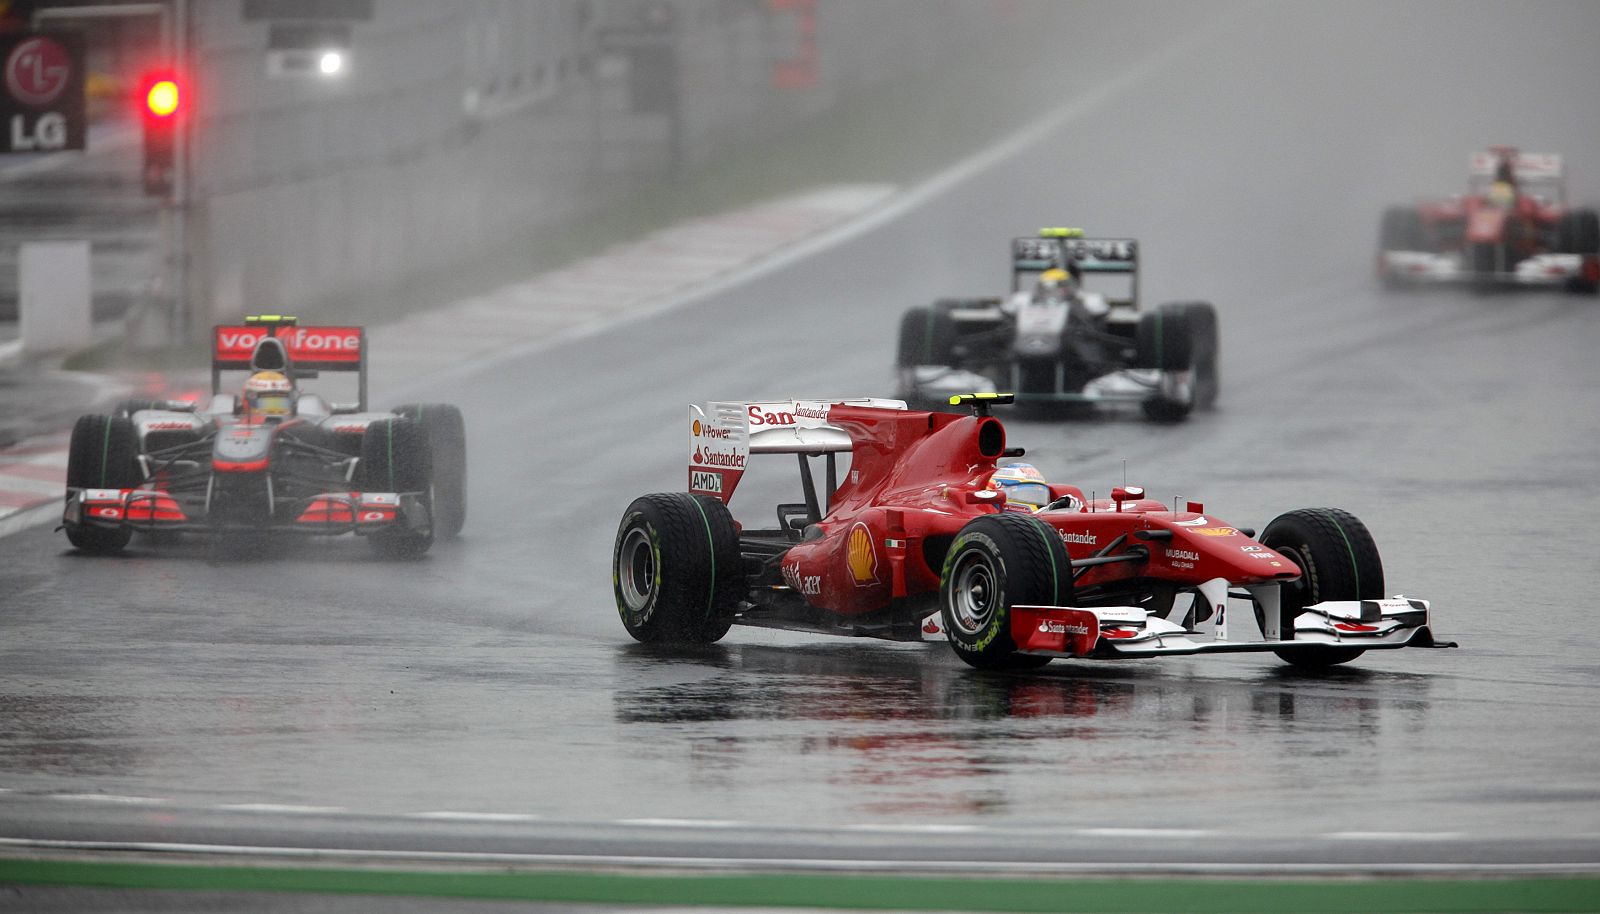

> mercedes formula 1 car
[60,315,466,558]
[895,229,1219,421]
[612,394,1450,670]
[1378,147,1600,293]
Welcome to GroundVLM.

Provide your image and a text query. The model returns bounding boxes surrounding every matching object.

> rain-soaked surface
[3,0,1600,870]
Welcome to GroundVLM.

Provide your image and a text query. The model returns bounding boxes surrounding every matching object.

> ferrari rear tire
[1259,508,1384,668]
[394,403,466,538]
[64,414,139,554]
[361,418,434,559]
[940,514,1073,670]
[613,493,742,644]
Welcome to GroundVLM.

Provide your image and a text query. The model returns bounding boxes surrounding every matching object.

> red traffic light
[139,71,183,120]
[138,70,182,197]
[145,79,180,117]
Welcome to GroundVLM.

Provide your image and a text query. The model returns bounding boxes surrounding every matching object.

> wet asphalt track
[3,0,1600,878]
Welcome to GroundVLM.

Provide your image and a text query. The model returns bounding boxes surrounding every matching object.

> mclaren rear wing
[212,314,369,410]
[687,398,905,503]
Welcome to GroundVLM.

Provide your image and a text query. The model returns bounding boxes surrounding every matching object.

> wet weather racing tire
[360,417,434,558]
[940,513,1074,670]
[1180,302,1219,410]
[1379,206,1425,251]
[395,403,466,538]
[1258,508,1385,668]
[895,303,965,405]
[1135,304,1197,422]
[613,493,743,644]
[64,414,140,554]
[1556,209,1599,294]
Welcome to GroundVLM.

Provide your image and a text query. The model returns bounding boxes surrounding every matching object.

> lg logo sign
[1,32,86,153]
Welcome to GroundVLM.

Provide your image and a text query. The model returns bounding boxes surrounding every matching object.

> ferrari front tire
[1557,210,1599,294]
[1259,508,1384,668]
[940,514,1073,670]
[613,493,742,644]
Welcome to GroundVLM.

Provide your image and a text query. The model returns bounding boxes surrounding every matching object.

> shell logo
[692,420,702,436]
[846,524,878,585]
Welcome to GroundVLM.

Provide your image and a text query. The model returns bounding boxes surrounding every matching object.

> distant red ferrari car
[612,395,1449,670]
[1378,146,1598,293]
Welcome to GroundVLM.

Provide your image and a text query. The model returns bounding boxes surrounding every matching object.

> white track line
[50,794,169,805]
[213,804,347,815]
[839,824,985,834]
[615,818,744,828]
[0,837,1593,876]
[1326,832,1468,842]
[1075,828,1218,839]
[405,812,544,823]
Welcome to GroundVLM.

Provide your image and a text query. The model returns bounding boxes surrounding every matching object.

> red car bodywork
[770,404,1297,619]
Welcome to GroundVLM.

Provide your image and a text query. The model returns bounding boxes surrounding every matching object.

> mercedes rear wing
[688,398,906,503]
[1011,229,1140,305]
[212,314,368,410]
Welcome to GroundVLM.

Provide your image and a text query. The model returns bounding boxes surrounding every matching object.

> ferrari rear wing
[1469,149,1562,181]
[212,314,368,410]
[688,398,905,503]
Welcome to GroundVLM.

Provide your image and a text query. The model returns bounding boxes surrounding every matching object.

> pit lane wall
[185,0,1064,326]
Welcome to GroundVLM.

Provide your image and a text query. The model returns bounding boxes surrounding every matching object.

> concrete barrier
[17,240,92,353]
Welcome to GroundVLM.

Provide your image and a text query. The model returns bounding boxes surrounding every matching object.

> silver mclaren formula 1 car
[60,315,466,558]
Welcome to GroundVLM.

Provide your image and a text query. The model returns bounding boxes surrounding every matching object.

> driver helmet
[242,370,295,418]
[1487,180,1516,207]
[988,462,1052,513]
[1034,267,1076,303]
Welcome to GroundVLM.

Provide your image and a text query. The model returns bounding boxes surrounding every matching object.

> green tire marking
[1028,518,1063,604]
[1,859,1596,912]
[99,418,113,488]
[1323,509,1361,597]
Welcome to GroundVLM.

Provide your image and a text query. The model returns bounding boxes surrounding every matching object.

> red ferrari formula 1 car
[60,315,466,558]
[613,395,1450,669]
[1378,146,1599,293]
